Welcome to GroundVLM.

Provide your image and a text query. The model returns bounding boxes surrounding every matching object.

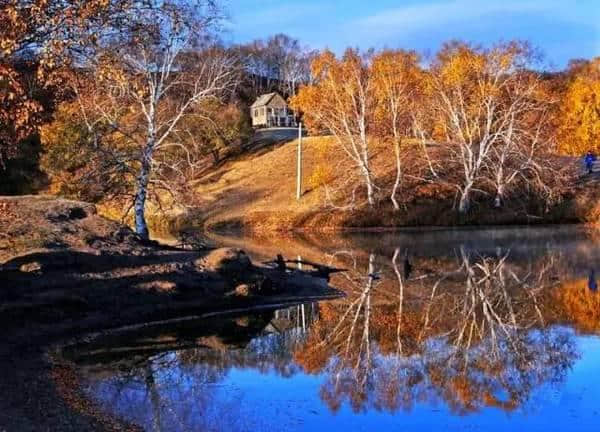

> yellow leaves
[292,48,373,136]
[555,278,600,332]
[371,49,421,135]
[557,58,600,155]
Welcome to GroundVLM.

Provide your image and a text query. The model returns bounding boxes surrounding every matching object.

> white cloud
[352,0,555,38]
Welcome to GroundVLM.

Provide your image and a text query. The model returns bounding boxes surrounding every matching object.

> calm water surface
[65,226,600,431]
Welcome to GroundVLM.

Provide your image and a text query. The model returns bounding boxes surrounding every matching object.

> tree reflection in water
[294,248,578,414]
[70,306,319,431]
[66,237,600,431]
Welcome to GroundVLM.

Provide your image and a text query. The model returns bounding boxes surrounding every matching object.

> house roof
[251,92,279,108]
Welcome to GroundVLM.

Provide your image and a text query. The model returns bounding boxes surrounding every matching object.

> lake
[63,226,600,431]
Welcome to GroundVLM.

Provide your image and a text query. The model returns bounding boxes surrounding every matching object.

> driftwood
[263,254,347,282]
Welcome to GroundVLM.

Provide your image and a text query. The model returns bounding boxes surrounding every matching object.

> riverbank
[173,136,600,234]
[0,195,342,431]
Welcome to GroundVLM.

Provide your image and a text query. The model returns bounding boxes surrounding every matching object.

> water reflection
[67,228,600,431]
[67,305,318,431]
[295,249,578,415]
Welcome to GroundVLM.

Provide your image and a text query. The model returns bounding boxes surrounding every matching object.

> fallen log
[263,254,347,281]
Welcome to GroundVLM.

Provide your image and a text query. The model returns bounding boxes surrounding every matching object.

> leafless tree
[236,33,314,98]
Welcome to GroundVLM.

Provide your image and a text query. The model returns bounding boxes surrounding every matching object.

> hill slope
[187,135,600,233]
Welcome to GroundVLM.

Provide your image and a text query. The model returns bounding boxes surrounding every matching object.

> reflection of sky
[85,330,600,432]
[79,227,600,430]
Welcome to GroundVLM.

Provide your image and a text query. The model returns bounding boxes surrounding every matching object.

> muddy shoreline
[0,196,343,431]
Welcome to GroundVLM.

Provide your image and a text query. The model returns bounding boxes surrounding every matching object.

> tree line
[1,0,599,236]
[291,45,600,213]
[1,0,316,237]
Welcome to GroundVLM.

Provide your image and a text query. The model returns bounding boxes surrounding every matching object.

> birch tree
[70,0,238,238]
[371,50,421,210]
[291,49,377,206]
[418,41,552,213]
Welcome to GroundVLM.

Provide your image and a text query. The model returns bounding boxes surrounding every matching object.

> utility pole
[296,122,302,200]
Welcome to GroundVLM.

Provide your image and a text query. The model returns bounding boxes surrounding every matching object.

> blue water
[79,327,600,432]
[68,227,600,431]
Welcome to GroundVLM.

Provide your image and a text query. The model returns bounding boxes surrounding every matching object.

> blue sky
[223,0,600,69]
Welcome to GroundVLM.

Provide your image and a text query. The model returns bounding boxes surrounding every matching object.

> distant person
[584,150,597,174]
[588,270,597,292]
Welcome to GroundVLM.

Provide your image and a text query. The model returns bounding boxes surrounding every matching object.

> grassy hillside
[191,135,369,231]
[181,134,600,233]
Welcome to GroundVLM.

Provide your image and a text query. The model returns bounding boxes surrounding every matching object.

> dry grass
[186,135,600,233]
[191,136,405,232]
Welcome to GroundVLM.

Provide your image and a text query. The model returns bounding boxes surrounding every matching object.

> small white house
[250,92,297,128]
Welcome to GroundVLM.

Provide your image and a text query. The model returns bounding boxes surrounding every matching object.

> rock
[112,227,139,244]
[136,281,177,292]
[234,284,251,297]
[198,248,252,275]
[20,262,42,273]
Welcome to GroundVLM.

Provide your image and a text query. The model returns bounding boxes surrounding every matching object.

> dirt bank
[0,195,342,431]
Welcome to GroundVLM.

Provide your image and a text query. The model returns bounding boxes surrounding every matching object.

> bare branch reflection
[63,229,600,431]
[294,247,578,414]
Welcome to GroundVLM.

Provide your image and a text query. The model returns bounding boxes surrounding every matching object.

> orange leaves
[0,0,123,162]
[371,49,421,137]
[555,278,600,332]
[292,49,369,134]
[556,58,600,155]
[0,64,43,162]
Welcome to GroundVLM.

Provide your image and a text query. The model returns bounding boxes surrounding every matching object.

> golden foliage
[555,278,600,332]
[0,0,125,162]
[557,58,600,155]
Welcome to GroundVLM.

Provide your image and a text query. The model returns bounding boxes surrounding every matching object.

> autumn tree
[65,0,238,238]
[557,57,600,155]
[371,50,422,210]
[415,41,555,212]
[292,49,377,206]
[0,0,128,166]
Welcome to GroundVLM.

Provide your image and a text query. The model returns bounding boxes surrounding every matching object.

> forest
[2,0,600,236]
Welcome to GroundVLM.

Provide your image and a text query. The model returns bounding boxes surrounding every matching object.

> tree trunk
[391,138,402,211]
[458,184,472,214]
[362,164,375,206]
[134,150,152,240]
